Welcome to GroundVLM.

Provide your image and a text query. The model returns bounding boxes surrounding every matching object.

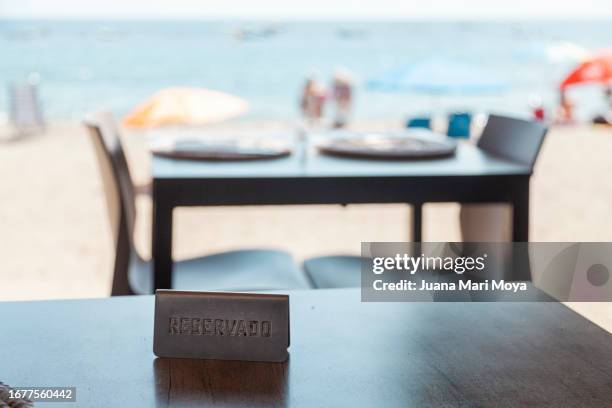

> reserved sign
[153,290,290,362]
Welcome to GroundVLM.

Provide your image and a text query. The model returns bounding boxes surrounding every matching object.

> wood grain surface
[1,289,611,407]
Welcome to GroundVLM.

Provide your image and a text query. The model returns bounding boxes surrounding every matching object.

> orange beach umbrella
[123,87,249,128]
[560,50,612,90]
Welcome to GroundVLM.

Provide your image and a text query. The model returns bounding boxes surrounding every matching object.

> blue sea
[1,20,612,121]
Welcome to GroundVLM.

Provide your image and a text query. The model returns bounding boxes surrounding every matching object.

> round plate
[151,138,292,161]
[317,130,457,160]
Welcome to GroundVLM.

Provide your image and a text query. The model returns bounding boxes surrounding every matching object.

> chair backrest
[447,112,471,139]
[406,117,431,129]
[477,114,548,169]
[83,112,137,295]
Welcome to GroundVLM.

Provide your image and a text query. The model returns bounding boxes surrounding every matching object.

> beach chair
[301,114,547,289]
[406,116,431,129]
[447,112,471,138]
[9,81,45,136]
[84,112,311,295]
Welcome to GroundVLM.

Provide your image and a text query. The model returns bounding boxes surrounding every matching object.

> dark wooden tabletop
[152,138,530,180]
[3,289,610,407]
[149,136,534,290]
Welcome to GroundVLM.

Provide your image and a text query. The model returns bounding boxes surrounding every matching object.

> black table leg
[413,203,422,242]
[512,182,530,242]
[152,189,173,290]
[512,180,531,280]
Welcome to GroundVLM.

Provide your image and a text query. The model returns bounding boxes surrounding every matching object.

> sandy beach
[0,120,611,331]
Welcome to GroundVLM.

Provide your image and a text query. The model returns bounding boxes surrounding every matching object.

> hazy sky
[2,0,612,19]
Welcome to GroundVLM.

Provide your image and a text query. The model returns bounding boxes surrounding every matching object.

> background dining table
[151,134,532,290]
[1,288,611,407]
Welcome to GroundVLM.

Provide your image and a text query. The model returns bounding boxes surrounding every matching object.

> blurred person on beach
[529,94,545,122]
[592,86,612,125]
[300,77,327,127]
[556,90,575,124]
[331,69,353,128]
[533,106,545,122]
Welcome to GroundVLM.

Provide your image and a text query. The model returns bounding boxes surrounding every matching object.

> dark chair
[475,114,547,169]
[447,112,471,138]
[84,112,311,295]
[406,117,431,129]
[460,114,547,242]
[303,114,548,289]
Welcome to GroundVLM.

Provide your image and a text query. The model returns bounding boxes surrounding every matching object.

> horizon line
[3,14,612,22]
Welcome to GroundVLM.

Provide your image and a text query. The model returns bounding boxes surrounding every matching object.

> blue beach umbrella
[367,58,507,95]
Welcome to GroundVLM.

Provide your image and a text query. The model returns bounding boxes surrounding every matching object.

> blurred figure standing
[331,69,353,128]
[300,77,327,127]
[533,105,545,122]
[556,90,574,124]
[528,93,545,122]
[604,86,612,117]
[592,86,612,125]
